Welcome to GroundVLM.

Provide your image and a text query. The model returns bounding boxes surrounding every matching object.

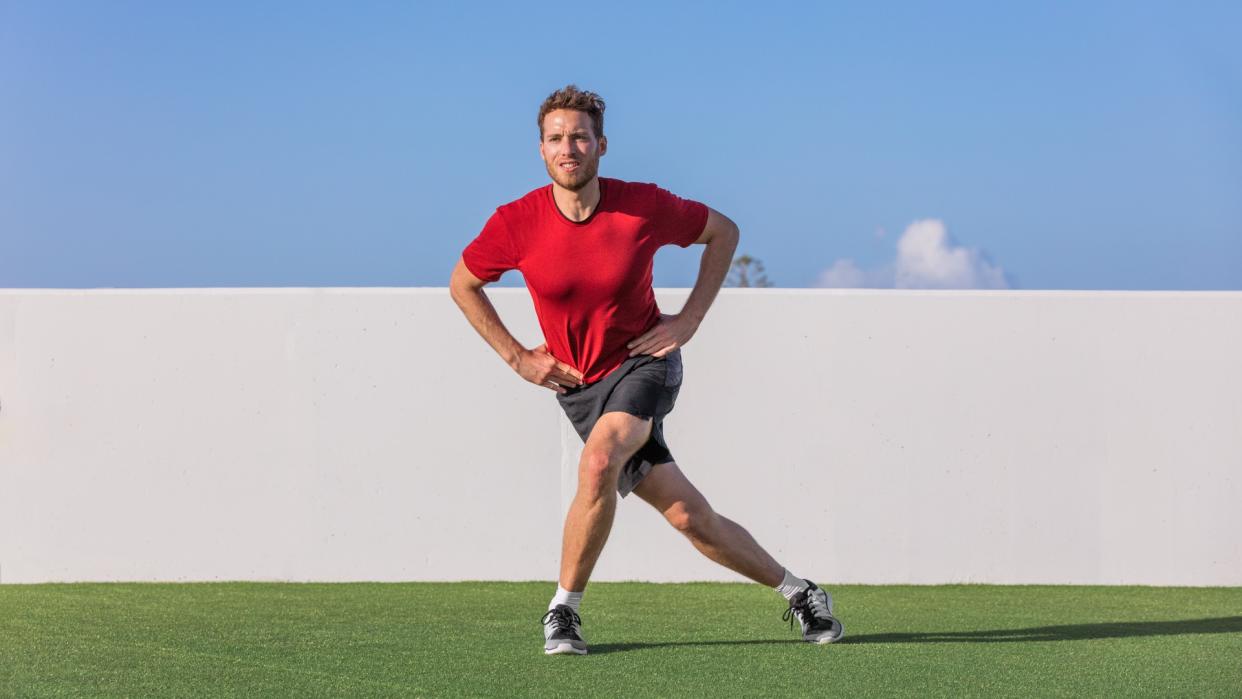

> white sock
[774,568,810,601]
[548,584,584,612]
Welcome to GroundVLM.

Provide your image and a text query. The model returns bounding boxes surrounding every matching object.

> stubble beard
[545,154,600,192]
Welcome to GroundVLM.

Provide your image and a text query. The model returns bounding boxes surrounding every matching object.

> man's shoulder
[603,177,663,196]
[603,178,687,212]
[492,183,551,220]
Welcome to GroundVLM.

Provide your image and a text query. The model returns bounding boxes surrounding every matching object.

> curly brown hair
[537,84,606,140]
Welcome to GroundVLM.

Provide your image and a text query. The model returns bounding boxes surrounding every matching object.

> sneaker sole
[807,621,846,644]
[545,642,588,655]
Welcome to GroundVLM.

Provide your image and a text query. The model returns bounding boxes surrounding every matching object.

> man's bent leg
[559,411,653,591]
[632,461,784,587]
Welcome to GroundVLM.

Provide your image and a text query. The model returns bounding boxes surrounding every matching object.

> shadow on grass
[843,616,1242,645]
[590,617,1242,652]
[590,640,793,654]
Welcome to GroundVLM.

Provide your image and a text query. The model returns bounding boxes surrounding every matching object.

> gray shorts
[555,349,683,498]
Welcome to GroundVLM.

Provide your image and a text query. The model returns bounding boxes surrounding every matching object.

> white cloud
[815,219,1010,289]
[815,258,894,288]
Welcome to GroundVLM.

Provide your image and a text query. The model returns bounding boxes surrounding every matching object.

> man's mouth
[559,161,580,172]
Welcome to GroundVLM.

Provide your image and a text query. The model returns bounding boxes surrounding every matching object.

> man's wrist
[679,307,706,327]
[503,345,525,371]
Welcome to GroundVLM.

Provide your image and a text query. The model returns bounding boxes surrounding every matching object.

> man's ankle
[549,584,584,612]
[773,567,811,600]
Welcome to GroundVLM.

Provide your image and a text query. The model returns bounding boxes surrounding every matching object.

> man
[449,85,844,654]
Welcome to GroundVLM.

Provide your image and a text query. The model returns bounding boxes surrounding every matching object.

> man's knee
[578,413,651,492]
[664,500,716,538]
[578,448,622,493]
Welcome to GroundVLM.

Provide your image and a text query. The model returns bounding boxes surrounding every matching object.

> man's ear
[599,135,607,156]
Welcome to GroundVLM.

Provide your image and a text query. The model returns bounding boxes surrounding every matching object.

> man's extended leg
[631,460,783,586]
[631,460,845,643]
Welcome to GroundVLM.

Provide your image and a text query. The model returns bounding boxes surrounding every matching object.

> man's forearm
[680,227,739,325]
[450,285,526,370]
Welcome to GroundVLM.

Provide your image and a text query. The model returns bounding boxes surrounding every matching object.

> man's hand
[627,313,698,358]
[515,343,585,394]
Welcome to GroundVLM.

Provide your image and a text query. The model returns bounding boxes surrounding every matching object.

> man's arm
[449,259,583,393]
[626,207,740,358]
[681,206,741,325]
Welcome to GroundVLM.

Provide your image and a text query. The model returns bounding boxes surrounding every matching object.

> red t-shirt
[462,177,709,384]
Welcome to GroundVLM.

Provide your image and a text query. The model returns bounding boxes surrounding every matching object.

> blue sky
[2,1,1239,290]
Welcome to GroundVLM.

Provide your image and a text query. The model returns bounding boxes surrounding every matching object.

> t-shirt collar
[548,177,607,227]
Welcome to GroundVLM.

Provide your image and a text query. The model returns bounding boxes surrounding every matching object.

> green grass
[2,582,1240,697]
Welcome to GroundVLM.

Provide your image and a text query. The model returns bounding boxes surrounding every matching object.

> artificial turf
[2,582,1240,697]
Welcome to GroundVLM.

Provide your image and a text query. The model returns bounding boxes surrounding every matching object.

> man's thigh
[631,460,711,515]
[583,411,654,464]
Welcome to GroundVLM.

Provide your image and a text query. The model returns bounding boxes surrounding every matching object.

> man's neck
[551,178,601,222]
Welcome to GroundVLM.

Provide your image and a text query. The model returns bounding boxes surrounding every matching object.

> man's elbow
[449,259,486,300]
[714,219,740,249]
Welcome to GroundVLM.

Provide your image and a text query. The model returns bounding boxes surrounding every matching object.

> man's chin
[547,167,596,192]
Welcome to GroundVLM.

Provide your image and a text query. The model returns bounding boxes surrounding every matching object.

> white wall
[1,288,1239,585]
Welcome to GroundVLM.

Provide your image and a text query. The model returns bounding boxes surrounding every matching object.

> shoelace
[782,588,834,631]
[540,606,582,635]
[807,588,833,620]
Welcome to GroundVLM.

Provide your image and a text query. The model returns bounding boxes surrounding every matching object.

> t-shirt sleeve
[649,185,709,248]
[461,209,519,282]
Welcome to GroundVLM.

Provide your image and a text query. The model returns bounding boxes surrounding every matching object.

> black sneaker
[541,604,588,655]
[783,580,845,644]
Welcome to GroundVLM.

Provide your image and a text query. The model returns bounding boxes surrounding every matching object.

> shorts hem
[601,408,655,421]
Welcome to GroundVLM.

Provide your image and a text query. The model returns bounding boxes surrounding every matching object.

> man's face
[539,109,607,192]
